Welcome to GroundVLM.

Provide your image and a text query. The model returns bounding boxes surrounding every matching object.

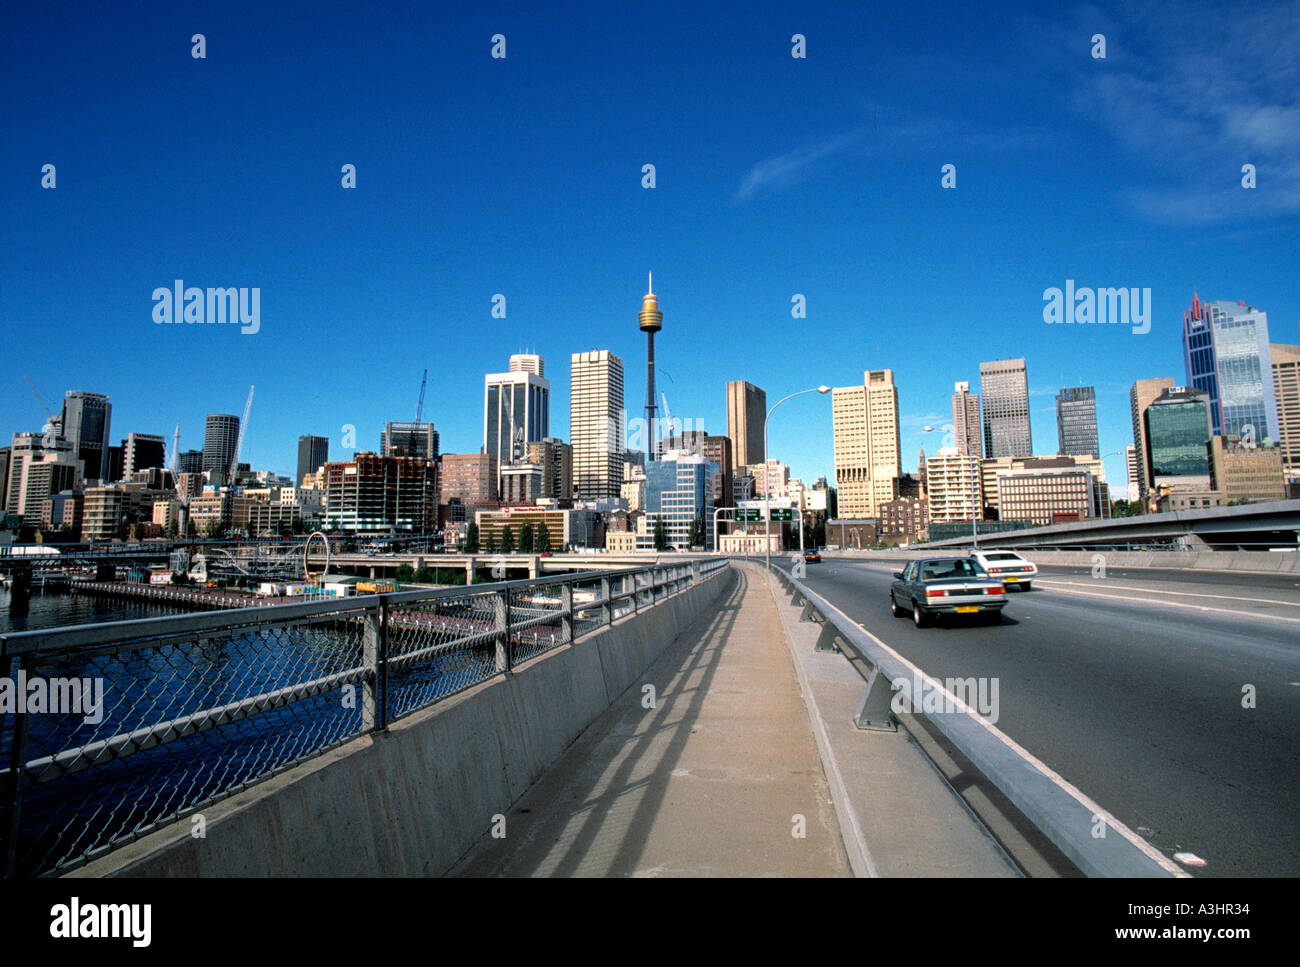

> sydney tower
[639,273,663,460]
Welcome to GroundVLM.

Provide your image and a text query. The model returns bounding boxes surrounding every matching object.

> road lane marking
[798,582,1189,878]
[1031,582,1300,625]
[1035,579,1299,609]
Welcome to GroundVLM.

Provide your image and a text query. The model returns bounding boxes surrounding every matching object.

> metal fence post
[561,580,573,643]
[377,599,389,731]
[600,576,611,627]
[629,572,639,614]
[3,655,35,877]
[494,589,510,672]
[362,604,380,732]
[691,562,700,587]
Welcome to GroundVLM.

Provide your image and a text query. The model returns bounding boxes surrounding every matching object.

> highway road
[770,556,1300,877]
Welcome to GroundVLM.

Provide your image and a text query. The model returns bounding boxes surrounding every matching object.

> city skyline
[4,1,1298,493]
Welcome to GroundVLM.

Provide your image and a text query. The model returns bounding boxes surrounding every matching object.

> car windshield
[985,553,1020,561]
[921,560,982,580]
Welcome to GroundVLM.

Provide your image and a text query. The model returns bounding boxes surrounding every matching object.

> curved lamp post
[765,386,831,571]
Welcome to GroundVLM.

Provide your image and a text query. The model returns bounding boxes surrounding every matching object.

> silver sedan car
[890,557,1007,627]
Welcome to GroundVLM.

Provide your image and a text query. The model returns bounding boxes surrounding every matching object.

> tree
[165,521,178,540]
[395,564,415,582]
[687,517,702,549]
[535,521,551,553]
[204,518,225,539]
[465,521,480,553]
[519,522,535,553]
[485,532,498,554]
[414,566,435,583]
[501,524,515,554]
[653,515,668,551]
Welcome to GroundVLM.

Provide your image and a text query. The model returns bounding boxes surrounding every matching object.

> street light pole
[765,386,831,571]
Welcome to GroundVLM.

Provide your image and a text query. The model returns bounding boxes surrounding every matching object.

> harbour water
[1,587,191,635]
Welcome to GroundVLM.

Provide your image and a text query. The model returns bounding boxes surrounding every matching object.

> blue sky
[3,0,1297,491]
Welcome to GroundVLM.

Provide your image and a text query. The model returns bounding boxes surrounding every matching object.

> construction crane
[414,369,427,423]
[228,386,255,485]
[22,375,60,442]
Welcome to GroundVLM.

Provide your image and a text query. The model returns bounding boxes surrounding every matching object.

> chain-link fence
[0,560,728,877]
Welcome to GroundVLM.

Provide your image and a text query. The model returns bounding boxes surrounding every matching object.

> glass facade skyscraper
[484,355,550,490]
[1145,388,1213,488]
[980,359,1032,458]
[1182,294,1279,443]
[640,451,716,550]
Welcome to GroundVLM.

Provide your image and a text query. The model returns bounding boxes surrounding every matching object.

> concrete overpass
[917,498,1300,551]
[315,550,724,582]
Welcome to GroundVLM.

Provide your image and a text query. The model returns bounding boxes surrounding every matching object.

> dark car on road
[889,556,1007,627]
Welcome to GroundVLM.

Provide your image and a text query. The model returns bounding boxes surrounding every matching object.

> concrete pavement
[453,562,1019,877]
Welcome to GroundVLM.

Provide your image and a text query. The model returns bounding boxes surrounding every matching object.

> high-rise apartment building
[1055,386,1099,457]
[297,435,330,486]
[484,355,550,487]
[178,449,204,474]
[382,422,439,461]
[122,432,167,479]
[1208,437,1286,503]
[6,433,78,525]
[951,381,981,457]
[203,414,240,474]
[1125,445,1139,501]
[923,448,982,523]
[570,350,624,499]
[726,380,766,471]
[60,391,112,481]
[832,369,901,519]
[980,359,1032,458]
[1271,344,1300,483]
[1129,378,1175,502]
[1183,295,1279,442]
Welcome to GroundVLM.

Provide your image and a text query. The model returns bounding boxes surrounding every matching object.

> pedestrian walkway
[452,567,852,876]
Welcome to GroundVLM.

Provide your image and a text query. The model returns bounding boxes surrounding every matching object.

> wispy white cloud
[734,130,868,201]
[1055,0,1300,225]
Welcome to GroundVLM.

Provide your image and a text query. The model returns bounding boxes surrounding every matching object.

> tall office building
[951,382,981,457]
[297,435,330,486]
[726,380,766,471]
[439,453,499,507]
[1183,294,1279,442]
[661,432,733,509]
[122,432,167,478]
[60,391,112,481]
[203,414,241,473]
[483,354,550,487]
[638,451,716,550]
[832,369,901,519]
[382,422,439,460]
[1145,387,1214,492]
[1272,344,1300,483]
[571,350,625,499]
[526,438,573,499]
[1129,378,1175,502]
[1055,386,1099,457]
[980,359,1032,458]
[1125,445,1139,501]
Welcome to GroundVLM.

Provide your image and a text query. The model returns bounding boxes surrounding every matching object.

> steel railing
[762,560,1185,878]
[0,559,728,877]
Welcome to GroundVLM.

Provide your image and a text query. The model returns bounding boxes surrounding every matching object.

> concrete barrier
[69,569,733,877]
[822,549,1300,575]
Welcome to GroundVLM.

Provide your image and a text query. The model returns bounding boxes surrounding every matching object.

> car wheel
[912,600,929,628]
[890,591,906,617]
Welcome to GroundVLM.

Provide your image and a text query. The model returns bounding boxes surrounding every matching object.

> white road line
[1032,582,1300,625]
[1036,579,1299,609]
[806,587,1189,878]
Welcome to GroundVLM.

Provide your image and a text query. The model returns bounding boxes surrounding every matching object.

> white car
[971,550,1037,590]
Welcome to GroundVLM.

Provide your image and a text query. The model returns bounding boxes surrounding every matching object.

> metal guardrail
[0,559,729,877]
[763,561,1184,878]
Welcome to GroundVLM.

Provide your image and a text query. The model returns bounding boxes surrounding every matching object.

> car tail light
[985,587,1005,595]
[925,588,949,597]
[989,567,1004,574]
